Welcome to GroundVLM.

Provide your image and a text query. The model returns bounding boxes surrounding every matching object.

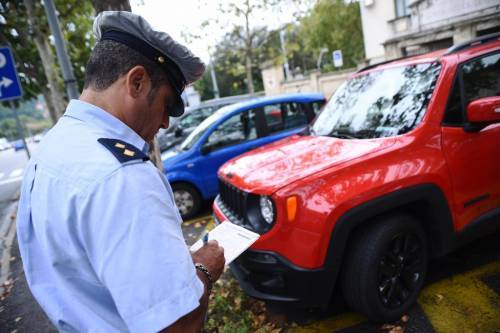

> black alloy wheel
[378,231,425,309]
[341,213,428,322]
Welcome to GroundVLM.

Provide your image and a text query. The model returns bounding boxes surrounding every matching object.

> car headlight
[259,196,275,224]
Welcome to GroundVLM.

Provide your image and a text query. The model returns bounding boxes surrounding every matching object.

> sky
[130,0,311,63]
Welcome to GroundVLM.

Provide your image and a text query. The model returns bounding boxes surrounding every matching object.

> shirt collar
[64,99,149,153]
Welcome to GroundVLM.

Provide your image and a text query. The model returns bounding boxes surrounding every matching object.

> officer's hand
[192,240,225,281]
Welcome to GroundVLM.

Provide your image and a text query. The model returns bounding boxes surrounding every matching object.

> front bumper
[230,249,335,308]
[213,195,336,308]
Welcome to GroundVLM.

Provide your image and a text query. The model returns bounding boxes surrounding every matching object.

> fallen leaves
[380,315,410,333]
[204,274,281,333]
[0,278,15,301]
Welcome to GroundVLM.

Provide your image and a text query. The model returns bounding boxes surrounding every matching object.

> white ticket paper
[190,221,260,265]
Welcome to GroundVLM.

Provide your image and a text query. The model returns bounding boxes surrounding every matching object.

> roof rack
[356,55,409,73]
[445,32,500,55]
[357,32,500,74]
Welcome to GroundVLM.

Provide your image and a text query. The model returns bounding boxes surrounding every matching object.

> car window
[443,52,500,125]
[463,52,500,106]
[283,102,308,129]
[179,107,213,129]
[262,102,310,134]
[263,103,285,133]
[311,62,441,138]
[443,76,463,125]
[204,110,257,151]
[311,101,325,115]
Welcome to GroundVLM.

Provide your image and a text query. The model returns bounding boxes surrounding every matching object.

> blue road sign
[0,47,23,102]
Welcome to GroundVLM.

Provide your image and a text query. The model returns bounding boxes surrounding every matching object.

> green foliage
[0,99,49,139]
[299,0,364,70]
[58,0,95,88]
[0,0,94,137]
[0,0,94,102]
[194,27,268,100]
[0,0,47,100]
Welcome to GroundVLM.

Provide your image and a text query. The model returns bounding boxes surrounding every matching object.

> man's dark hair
[83,40,168,99]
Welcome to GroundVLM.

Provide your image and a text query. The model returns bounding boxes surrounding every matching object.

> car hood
[219,135,395,194]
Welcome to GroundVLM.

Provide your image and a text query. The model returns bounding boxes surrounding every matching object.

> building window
[395,0,410,17]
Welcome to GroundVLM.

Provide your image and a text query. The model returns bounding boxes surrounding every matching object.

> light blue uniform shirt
[16,100,204,333]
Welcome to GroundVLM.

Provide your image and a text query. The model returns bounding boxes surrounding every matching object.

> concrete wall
[413,0,499,32]
[261,66,356,99]
[360,0,500,62]
[359,0,395,64]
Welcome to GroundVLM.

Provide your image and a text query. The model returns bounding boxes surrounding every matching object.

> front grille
[218,179,248,220]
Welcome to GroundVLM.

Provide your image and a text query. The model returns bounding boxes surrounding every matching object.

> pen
[202,232,209,245]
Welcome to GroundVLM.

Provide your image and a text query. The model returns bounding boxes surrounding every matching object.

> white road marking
[9,169,23,178]
[0,176,23,186]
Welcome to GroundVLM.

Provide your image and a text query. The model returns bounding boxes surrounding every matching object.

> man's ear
[125,66,150,98]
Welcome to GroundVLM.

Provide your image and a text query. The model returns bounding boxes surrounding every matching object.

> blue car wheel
[172,183,202,220]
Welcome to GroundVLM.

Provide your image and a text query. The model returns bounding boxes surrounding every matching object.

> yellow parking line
[182,214,213,227]
[205,219,215,231]
[287,313,365,333]
[418,261,500,333]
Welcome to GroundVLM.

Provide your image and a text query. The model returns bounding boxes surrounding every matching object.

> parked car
[158,94,262,152]
[214,33,500,321]
[13,139,25,151]
[162,93,326,219]
[0,138,10,151]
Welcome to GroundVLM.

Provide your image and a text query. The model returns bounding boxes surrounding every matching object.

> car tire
[172,183,201,220]
[341,213,428,322]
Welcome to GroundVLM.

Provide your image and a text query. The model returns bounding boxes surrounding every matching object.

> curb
[0,199,18,293]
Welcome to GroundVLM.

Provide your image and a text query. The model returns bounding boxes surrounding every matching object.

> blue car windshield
[180,110,227,151]
[311,62,441,139]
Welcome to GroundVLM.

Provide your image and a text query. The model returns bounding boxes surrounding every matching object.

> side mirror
[200,144,212,155]
[465,96,500,132]
[174,128,184,137]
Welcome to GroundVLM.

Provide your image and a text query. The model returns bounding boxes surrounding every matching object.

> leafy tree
[299,0,364,71]
[194,26,270,100]
[0,0,94,123]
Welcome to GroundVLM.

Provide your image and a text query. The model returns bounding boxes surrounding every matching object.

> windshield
[311,62,441,139]
[179,111,227,151]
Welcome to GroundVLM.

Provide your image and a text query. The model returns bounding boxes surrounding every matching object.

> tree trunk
[23,0,66,122]
[91,0,163,171]
[243,1,254,94]
[42,89,60,125]
[92,0,131,14]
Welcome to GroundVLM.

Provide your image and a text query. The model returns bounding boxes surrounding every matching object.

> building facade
[360,0,500,64]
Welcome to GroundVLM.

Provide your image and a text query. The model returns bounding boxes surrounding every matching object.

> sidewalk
[0,199,56,332]
[0,237,56,332]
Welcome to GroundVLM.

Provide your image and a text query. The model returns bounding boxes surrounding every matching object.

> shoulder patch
[98,138,150,163]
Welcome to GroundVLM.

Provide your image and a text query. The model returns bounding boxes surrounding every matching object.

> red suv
[213,33,500,321]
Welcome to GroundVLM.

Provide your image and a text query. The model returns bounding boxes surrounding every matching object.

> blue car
[162,93,326,219]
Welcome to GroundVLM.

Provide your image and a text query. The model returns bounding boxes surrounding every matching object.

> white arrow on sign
[0,76,14,97]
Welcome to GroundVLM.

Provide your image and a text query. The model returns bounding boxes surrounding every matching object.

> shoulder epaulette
[98,138,150,163]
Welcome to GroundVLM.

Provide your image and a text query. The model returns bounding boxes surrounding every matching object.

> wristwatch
[195,263,214,295]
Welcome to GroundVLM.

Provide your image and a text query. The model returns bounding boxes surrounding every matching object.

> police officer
[16,11,225,333]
